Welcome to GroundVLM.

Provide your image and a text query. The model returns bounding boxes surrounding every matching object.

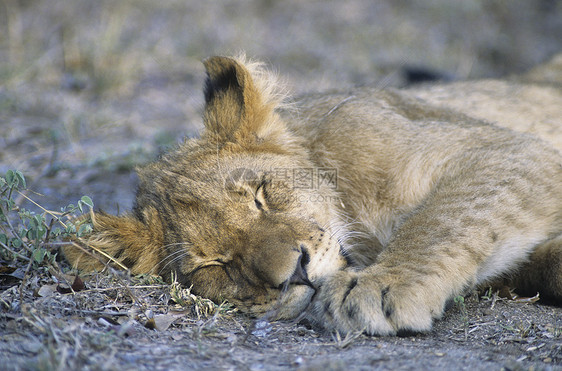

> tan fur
[64,54,562,335]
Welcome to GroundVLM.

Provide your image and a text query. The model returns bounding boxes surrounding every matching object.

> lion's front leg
[311,262,452,336]
[310,205,503,336]
[311,195,499,335]
[309,162,561,336]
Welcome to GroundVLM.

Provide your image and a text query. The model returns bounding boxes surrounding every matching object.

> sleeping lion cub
[64,55,562,335]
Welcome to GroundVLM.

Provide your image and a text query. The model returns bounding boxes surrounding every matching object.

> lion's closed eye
[225,185,253,203]
[187,260,226,278]
[254,182,268,211]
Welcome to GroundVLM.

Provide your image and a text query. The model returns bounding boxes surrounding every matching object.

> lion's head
[64,56,347,318]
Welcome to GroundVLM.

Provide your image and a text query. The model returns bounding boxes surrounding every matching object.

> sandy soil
[1,1,561,369]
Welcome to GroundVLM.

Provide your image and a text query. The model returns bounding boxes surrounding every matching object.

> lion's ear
[202,56,284,145]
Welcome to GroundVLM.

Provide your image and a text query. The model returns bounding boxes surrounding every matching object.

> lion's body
[64,55,562,335]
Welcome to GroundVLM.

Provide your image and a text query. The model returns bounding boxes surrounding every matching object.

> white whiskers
[154,242,193,275]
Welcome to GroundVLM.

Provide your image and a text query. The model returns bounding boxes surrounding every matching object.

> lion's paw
[311,270,443,336]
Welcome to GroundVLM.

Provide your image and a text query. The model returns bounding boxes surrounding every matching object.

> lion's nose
[287,248,314,288]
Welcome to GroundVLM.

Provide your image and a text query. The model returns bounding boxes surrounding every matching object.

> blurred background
[1,0,561,213]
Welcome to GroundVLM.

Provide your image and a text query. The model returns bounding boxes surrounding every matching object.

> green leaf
[32,248,46,263]
[80,196,94,209]
[30,214,43,228]
[0,233,7,245]
[15,170,26,189]
[37,226,46,240]
[5,170,14,186]
[6,199,15,211]
[77,223,93,237]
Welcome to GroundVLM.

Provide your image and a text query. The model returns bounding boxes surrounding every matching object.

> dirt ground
[1,276,562,370]
[1,1,561,370]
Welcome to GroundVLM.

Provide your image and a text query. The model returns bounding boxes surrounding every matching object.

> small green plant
[453,295,467,317]
[454,295,470,339]
[480,287,494,300]
[0,169,94,268]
